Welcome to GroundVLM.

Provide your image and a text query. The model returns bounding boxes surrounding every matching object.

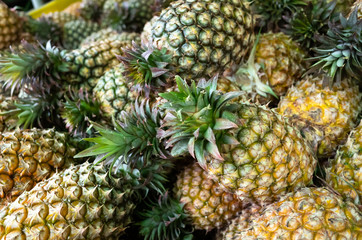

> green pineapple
[80,30,140,47]
[62,19,100,49]
[150,0,255,80]
[79,0,107,21]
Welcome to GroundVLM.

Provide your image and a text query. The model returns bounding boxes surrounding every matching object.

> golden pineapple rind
[175,162,243,231]
[0,129,76,208]
[327,121,362,203]
[151,0,255,79]
[0,162,135,239]
[0,3,23,50]
[220,188,362,240]
[207,105,317,206]
[278,76,362,158]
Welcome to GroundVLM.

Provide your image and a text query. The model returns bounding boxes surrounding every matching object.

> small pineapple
[175,162,244,231]
[326,121,362,203]
[80,30,140,47]
[278,76,362,158]
[220,187,362,239]
[42,11,79,28]
[62,19,100,49]
[0,128,79,209]
[0,1,23,50]
[229,32,306,105]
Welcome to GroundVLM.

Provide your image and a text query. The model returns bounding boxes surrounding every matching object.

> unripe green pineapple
[63,19,100,49]
[151,0,255,80]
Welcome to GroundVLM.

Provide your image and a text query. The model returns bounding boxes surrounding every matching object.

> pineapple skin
[0,129,77,209]
[80,30,140,48]
[175,162,243,231]
[255,32,305,100]
[207,104,317,206]
[0,2,23,50]
[278,76,362,158]
[220,188,362,240]
[327,121,362,203]
[151,0,255,80]
[42,12,79,28]
[0,162,135,239]
[63,20,100,50]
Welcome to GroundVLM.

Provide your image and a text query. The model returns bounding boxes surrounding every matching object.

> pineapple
[278,76,362,158]
[150,0,255,80]
[80,30,140,47]
[140,15,158,44]
[0,159,168,239]
[228,32,306,105]
[63,1,82,16]
[326,121,362,203]
[219,187,362,239]
[42,12,79,28]
[62,19,100,49]
[159,77,317,206]
[0,128,79,209]
[350,0,362,18]
[78,0,106,21]
[175,162,244,231]
[0,1,23,50]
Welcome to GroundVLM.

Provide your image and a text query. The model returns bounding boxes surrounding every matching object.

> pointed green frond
[158,76,240,167]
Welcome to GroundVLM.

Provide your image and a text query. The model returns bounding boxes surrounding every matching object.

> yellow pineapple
[326,121,362,203]
[0,1,23,50]
[278,76,361,158]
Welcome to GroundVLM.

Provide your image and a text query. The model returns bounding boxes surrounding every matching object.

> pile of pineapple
[0,0,360,239]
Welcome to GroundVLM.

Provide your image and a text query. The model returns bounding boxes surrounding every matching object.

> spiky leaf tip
[158,76,241,169]
[60,90,105,137]
[118,42,172,96]
[308,10,362,83]
[251,0,307,31]
[138,192,193,240]
[75,99,169,168]
[0,41,69,93]
[283,0,338,49]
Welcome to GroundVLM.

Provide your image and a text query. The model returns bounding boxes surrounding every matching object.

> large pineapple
[0,128,78,209]
[326,121,362,203]
[150,0,255,80]
[0,1,23,50]
[228,32,306,104]
[220,187,362,239]
[159,77,317,206]
[175,162,244,231]
[0,159,167,239]
[278,76,361,158]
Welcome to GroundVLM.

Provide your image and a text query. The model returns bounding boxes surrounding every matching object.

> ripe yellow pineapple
[175,162,243,231]
[0,128,78,209]
[220,187,362,239]
[160,77,317,206]
[229,32,306,104]
[0,1,23,50]
[326,121,362,203]
[63,1,82,16]
[278,76,362,158]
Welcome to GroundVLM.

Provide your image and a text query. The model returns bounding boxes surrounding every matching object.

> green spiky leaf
[158,76,241,168]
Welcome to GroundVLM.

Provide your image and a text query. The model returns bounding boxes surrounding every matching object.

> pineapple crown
[158,76,241,169]
[228,33,278,99]
[138,192,193,240]
[60,89,105,137]
[283,0,339,50]
[118,43,172,97]
[250,0,307,31]
[308,10,362,82]
[0,41,69,93]
[75,99,170,167]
